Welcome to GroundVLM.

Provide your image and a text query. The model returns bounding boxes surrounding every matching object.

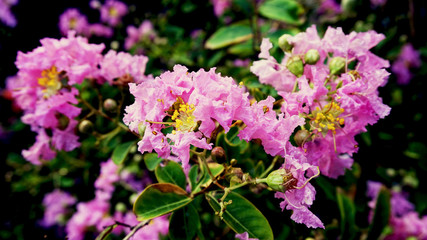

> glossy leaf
[367,187,391,240]
[133,183,193,221]
[259,0,304,25]
[155,161,186,189]
[112,141,135,165]
[206,191,274,240]
[169,204,201,240]
[144,153,163,171]
[192,163,224,193]
[205,24,253,50]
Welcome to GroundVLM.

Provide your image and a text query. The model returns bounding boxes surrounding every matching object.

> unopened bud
[115,202,127,213]
[78,119,94,134]
[278,34,293,52]
[329,57,346,75]
[304,49,320,65]
[230,159,237,166]
[103,98,117,112]
[138,123,146,138]
[266,169,289,192]
[286,56,304,77]
[294,129,312,147]
[211,146,226,163]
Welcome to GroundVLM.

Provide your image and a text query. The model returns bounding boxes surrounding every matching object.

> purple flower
[59,9,89,36]
[100,0,128,27]
[41,189,76,227]
[235,232,258,240]
[21,128,56,165]
[391,43,421,85]
[94,159,120,194]
[0,0,18,27]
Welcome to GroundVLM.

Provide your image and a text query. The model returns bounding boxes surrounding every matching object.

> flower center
[171,101,197,133]
[38,66,61,98]
[311,101,345,135]
[109,7,118,17]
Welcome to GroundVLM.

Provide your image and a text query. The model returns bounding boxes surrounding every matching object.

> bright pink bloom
[99,50,152,84]
[100,0,128,27]
[391,43,421,85]
[41,189,76,227]
[124,65,251,173]
[94,159,120,194]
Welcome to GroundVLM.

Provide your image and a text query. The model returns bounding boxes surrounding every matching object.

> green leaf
[144,153,163,171]
[192,163,225,193]
[337,189,356,240]
[133,183,193,221]
[259,0,304,25]
[188,165,199,191]
[169,204,201,240]
[367,187,391,240]
[112,141,135,165]
[206,191,274,240]
[95,224,117,240]
[155,161,187,189]
[205,24,253,50]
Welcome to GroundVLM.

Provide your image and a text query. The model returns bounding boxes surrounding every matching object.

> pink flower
[391,43,421,85]
[94,159,120,194]
[211,0,232,16]
[124,65,251,173]
[124,20,156,50]
[99,50,152,84]
[87,23,113,38]
[275,145,324,229]
[59,9,89,36]
[100,0,128,27]
[41,189,76,227]
[21,128,56,165]
[238,96,305,157]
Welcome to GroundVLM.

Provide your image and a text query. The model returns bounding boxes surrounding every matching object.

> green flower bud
[103,98,118,112]
[329,57,346,75]
[138,123,146,138]
[78,119,94,134]
[304,49,320,65]
[293,129,312,147]
[115,202,127,213]
[266,169,290,192]
[286,56,304,77]
[278,34,293,52]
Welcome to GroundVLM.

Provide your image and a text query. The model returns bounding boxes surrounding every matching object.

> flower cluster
[248,25,390,227]
[124,65,251,173]
[9,31,151,165]
[58,0,128,38]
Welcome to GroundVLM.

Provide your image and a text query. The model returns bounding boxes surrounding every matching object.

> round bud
[304,49,320,65]
[286,56,304,77]
[115,202,127,213]
[278,34,293,52]
[329,57,346,75]
[78,119,94,134]
[266,169,289,192]
[293,129,312,147]
[211,146,226,162]
[103,98,117,112]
